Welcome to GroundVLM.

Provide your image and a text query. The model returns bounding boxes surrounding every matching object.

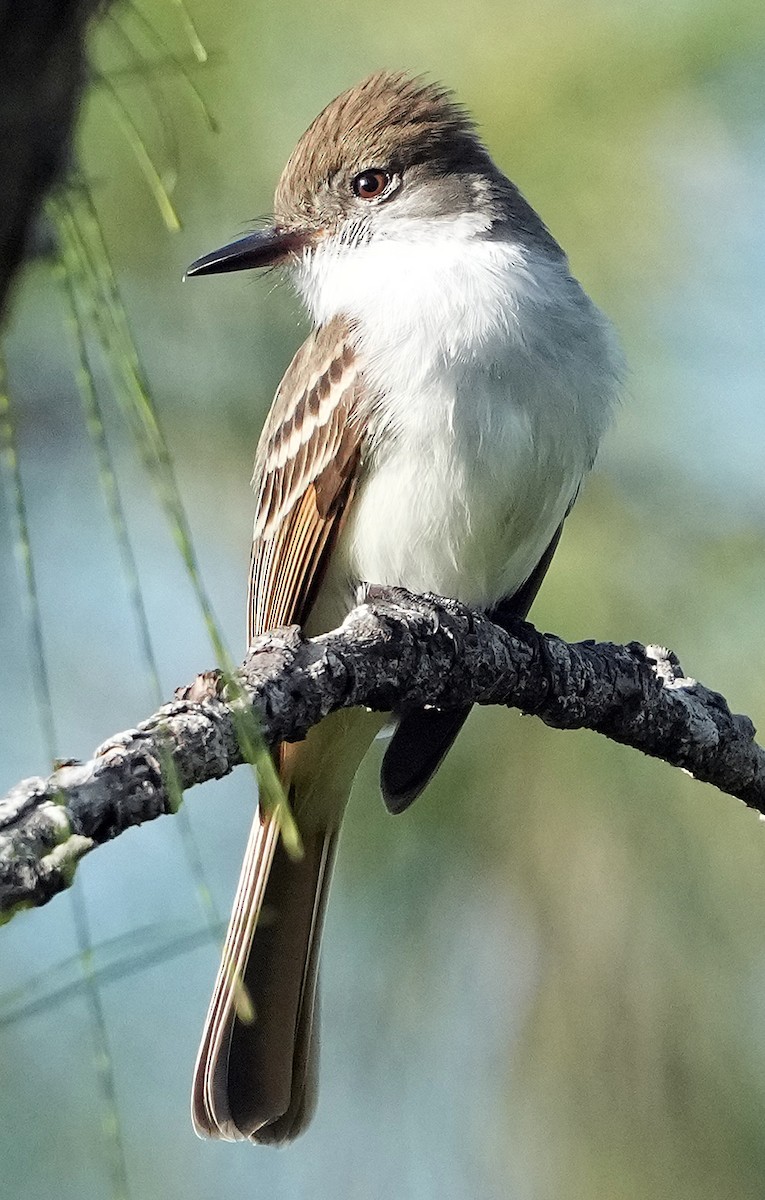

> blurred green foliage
[1,1,765,1197]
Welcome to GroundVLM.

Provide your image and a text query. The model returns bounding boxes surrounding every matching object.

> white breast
[293,218,622,614]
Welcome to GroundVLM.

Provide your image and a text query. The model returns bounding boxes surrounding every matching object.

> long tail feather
[192,808,336,1143]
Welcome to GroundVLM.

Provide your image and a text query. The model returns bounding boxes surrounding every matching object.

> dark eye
[351,169,391,200]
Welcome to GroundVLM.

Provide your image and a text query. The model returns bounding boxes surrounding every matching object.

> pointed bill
[185,227,312,278]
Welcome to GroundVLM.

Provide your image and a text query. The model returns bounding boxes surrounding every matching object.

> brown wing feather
[247,317,362,641]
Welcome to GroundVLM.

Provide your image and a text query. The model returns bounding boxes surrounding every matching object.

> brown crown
[274,72,489,225]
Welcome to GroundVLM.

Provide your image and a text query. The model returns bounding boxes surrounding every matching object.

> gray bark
[2,591,763,918]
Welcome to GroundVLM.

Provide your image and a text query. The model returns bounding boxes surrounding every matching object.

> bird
[186,70,622,1145]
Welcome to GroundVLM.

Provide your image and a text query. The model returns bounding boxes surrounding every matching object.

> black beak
[184,227,309,279]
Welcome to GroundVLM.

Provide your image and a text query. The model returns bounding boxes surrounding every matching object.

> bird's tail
[191,804,337,1144]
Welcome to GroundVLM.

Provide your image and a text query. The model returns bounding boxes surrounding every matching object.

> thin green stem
[169,0,208,63]
[102,9,181,193]
[55,249,224,925]
[55,256,164,701]
[48,187,298,847]
[99,76,181,231]
[121,2,218,129]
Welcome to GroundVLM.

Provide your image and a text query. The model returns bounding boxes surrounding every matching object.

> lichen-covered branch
[2,591,763,918]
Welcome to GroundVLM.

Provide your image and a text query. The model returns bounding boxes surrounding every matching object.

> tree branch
[2,590,763,918]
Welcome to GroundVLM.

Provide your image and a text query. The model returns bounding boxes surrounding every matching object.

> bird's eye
[351,169,391,200]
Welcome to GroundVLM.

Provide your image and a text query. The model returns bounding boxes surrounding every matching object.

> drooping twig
[1,590,763,918]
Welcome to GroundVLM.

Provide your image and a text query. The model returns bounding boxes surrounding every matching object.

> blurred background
[1,1,765,1197]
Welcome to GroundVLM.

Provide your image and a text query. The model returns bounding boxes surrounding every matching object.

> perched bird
[186,71,621,1144]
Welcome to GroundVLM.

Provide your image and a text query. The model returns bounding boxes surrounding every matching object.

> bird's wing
[192,314,367,1142]
[247,313,365,641]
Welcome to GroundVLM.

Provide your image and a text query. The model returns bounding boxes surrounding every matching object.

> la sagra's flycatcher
[186,71,621,1145]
